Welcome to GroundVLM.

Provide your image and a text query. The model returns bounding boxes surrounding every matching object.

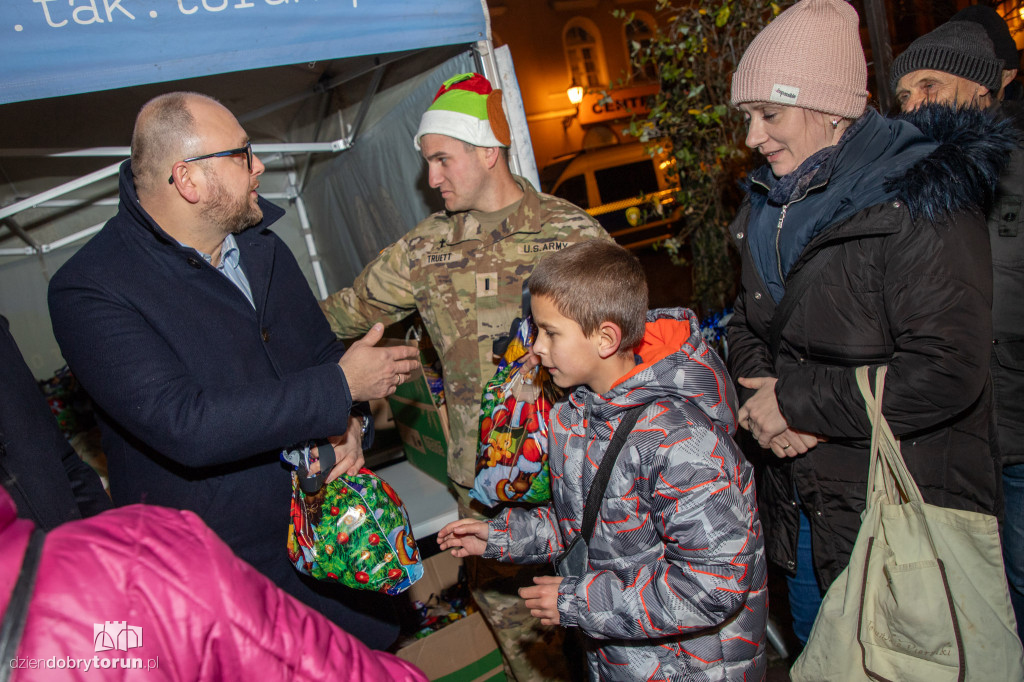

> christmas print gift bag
[287,466,424,595]
[470,316,560,507]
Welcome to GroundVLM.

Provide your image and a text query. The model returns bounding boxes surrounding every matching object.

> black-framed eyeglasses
[167,142,253,184]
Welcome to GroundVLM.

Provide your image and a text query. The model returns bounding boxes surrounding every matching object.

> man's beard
[202,174,263,235]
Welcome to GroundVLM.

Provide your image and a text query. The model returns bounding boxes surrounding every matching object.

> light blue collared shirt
[186,233,255,309]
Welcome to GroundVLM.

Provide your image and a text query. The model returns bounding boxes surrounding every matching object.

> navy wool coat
[48,160,397,647]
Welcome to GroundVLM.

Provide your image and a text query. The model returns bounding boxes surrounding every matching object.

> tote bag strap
[855,366,923,505]
[854,365,965,681]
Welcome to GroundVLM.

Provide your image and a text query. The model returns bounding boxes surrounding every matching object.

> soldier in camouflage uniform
[319,73,611,681]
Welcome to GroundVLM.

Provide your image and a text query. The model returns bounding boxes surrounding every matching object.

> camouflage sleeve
[483,504,561,564]
[558,425,758,638]
[319,237,418,338]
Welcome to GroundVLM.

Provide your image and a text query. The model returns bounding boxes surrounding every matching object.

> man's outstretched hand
[338,323,420,401]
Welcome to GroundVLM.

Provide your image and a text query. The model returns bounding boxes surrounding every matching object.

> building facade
[489,0,668,184]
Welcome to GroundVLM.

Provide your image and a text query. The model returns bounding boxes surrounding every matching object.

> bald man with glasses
[48,91,419,649]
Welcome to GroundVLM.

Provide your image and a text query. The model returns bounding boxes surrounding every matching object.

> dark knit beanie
[890,21,1003,93]
[949,5,1020,70]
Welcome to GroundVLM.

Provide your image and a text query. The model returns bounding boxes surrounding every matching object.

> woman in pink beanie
[726,0,1013,649]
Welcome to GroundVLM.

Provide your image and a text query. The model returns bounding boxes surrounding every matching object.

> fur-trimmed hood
[887,103,1020,222]
[745,104,1017,301]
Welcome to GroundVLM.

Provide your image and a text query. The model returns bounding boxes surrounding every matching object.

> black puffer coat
[727,105,1016,589]
[990,101,1024,468]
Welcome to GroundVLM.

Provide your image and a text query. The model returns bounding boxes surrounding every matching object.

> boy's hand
[437,518,489,557]
[520,576,563,626]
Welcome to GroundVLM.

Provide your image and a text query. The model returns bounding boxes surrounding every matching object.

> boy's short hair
[528,240,648,349]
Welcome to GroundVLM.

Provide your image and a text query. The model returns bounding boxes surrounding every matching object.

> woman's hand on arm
[737,376,788,444]
[738,376,822,457]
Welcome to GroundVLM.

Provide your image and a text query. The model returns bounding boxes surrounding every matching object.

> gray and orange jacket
[484,307,767,682]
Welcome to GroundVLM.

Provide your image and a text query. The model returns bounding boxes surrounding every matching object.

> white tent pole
[0,161,123,222]
[493,45,540,190]
[44,223,105,251]
[0,191,303,257]
[0,142,349,160]
[0,222,106,257]
[35,199,118,208]
[287,169,328,300]
[475,40,541,191]
[34,191,293,209]
[0,247,36,256]
[0,142,345,227]
[0,147,130,157]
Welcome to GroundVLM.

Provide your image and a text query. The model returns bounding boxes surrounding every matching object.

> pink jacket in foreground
[0,488,425,681]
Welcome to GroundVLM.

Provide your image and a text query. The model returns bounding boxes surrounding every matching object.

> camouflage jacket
[483,308,768,681]
[320,177,610,487]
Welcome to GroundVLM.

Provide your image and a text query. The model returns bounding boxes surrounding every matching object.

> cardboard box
[396,552,506,681]
[385,340,451,485]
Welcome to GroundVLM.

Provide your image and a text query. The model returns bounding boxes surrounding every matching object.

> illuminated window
[564,18,607,89]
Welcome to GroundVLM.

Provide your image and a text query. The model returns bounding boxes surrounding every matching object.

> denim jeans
[1004,463,1024,639]
[786,507,823,644]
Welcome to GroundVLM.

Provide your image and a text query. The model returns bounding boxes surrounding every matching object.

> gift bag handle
[297,441,337,494]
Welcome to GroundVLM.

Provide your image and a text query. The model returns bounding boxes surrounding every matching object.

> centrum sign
[577,84,660,126]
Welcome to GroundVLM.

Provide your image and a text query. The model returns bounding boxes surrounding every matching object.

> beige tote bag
[791,366,1024,682]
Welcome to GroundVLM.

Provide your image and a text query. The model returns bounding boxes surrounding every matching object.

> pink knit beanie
[731,0,868,119]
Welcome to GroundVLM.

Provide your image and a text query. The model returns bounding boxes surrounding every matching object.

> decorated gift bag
[470,315,561,507]
[285,443,423,595]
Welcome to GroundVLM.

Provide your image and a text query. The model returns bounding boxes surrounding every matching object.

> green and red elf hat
[414,73,511,150]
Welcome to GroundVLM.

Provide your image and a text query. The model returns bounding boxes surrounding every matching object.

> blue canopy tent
[0,0,538,377]
[1,1,488,106]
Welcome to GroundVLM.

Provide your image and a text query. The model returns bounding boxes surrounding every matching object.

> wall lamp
[567,82,584,106]
[563,79,585,130]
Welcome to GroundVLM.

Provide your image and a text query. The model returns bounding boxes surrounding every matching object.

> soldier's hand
[338,323,420,401]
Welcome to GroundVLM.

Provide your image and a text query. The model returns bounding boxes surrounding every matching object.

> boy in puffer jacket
[438,241,767,681]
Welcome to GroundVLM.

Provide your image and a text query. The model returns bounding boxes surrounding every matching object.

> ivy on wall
[614,1,792,312]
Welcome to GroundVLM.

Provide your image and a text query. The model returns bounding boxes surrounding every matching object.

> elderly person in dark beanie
[949,4,1021,101]
[892,15,1024,640]
[892,19,1005,111]
[726,0,1016,646]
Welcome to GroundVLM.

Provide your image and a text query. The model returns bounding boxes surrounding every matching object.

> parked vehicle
[550,142,681,249]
